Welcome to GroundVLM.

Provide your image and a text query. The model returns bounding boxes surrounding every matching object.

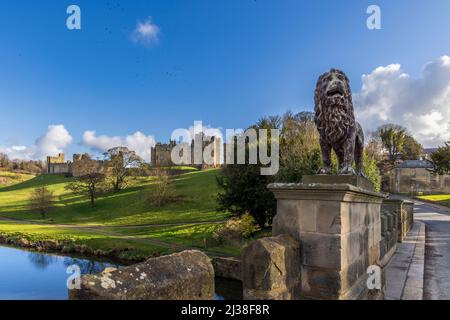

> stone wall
[47,163,71,175]
[402,201,414,239]
[47,153,72,175]
[266,177,385,300]
[69,250,215,300]
[389,167,450,194]
[380,200,400,259]
[151,135,222,168]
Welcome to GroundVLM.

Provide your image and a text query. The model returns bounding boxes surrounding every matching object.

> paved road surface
[413,201,450,300]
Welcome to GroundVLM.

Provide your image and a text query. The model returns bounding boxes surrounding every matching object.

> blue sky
[1,0,450,160]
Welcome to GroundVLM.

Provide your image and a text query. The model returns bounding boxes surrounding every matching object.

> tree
[217,110,383,227]
[217,115,281,228]
[377,124,406,163]
[29,186,54,219]
[0,153,11,168]
[104,147,142,192]
[217,163,276,228]
[145,169,176,207]
[218,111,322,228]
[277,111,322,182]
[402,135,424,160]
[365,135,384,163]
[65,156,106,207]
[363,152,381,192]
[430,141,450,175]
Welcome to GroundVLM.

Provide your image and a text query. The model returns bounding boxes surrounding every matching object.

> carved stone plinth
[268,176,386,300]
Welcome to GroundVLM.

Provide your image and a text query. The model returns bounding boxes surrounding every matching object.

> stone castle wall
[151,136,222,168]
[47,153,103,177]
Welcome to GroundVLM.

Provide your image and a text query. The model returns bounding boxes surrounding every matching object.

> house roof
[424,148,438,155]
[396,160,433,169]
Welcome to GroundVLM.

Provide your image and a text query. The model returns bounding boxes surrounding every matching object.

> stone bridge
[69,175,414,300]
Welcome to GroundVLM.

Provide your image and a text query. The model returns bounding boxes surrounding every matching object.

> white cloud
[355,56,450,147]
[0,125,72,160]
[188,121,224,141]
[131,17,160,46]
[82,131,156,162]
[35,125,73,158]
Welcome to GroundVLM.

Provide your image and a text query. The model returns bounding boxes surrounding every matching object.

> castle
[47,153,103,177]
[151,134,222,168]
[47,134,223,176]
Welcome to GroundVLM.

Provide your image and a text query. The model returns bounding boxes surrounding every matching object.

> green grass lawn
[0,169,228,225]
[417,194,450,207]
[0,169,236,260]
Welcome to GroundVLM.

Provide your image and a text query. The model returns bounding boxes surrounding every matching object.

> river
[0,245,241,300]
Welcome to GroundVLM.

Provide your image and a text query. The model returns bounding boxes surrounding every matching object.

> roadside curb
[401,221,425,300]
[385,220,425,300]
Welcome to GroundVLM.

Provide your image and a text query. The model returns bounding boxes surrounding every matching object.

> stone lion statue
[314,68,365,176]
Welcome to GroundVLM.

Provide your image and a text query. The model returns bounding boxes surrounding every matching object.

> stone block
[241,234,301,300]
[69,250,215,300]
[301,257,367,300]
[341,231,364,268]
[368,242,380,266]
[300,233,342,269]
[316,201,342,234]
[212,257,241,281]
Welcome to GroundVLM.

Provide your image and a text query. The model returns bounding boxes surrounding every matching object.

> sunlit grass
[418,194,450,206]
[0,169,235,259]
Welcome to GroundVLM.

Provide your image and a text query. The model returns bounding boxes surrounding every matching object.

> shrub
[212,214,259,245]
[145,169,176,207]
[29,186,54,219]
[239,213,259,238]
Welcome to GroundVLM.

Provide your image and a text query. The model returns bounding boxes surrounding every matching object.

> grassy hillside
[0,171,35,188]
[0,169,237,260]
[0,169,228,225]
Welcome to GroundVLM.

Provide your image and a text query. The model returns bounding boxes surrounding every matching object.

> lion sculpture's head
[314,69,356,143]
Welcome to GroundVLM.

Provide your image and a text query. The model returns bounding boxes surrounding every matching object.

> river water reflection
[0,245,242,300]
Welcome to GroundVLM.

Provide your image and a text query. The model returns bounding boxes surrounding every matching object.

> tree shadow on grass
[0,175,73,193]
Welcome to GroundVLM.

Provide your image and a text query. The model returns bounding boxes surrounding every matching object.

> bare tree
[65,156,106,207]
[104,147,142,192]
[29,186,54,219]
[145,169,176,207]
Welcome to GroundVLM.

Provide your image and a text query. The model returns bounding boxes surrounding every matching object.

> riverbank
[0,230,149,264]
[0,244,242,300]
[0,218,241,264]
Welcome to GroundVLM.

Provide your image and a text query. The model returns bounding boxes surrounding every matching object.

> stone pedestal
[268,176,386,300]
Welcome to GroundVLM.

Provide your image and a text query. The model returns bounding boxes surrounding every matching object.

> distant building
[423,148,438,160]
[151,140,178,167]
[47,153,71,175]
[47,153,104,177]
[151,135,222,168]
[387,159,450,194]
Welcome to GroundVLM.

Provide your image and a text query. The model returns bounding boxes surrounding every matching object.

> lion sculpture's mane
[314,69,356,144]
